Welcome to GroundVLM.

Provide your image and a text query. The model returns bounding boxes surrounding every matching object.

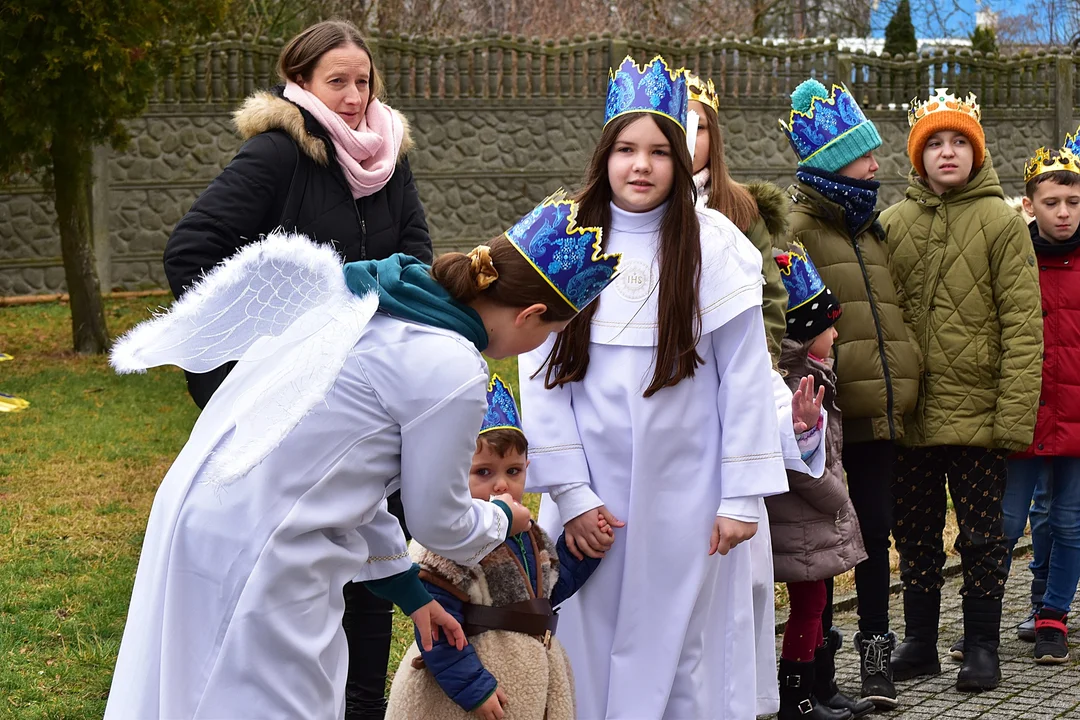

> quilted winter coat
[787,182,921,443]
[881,154,1044,452]
[1023,222,1080,457]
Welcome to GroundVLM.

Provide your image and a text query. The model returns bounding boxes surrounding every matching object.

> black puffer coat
[163,87,431,407]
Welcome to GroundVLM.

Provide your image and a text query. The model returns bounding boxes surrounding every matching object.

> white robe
[105,316,510,720]
[520,204,790,719]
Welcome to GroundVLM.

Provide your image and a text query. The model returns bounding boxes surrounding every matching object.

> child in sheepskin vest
[386,375,604,720]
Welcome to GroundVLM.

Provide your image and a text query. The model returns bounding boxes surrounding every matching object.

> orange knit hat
[907,88,985,178]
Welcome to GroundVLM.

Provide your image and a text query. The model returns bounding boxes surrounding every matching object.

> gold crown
[1024,146,1080,184]
[684,70,719,113]
[908,87,981,128]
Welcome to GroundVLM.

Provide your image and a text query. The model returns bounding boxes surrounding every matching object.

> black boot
[814,628,875,718]
[956,596,1002,692]
[855,630,898,710]
[779,658,854,720]
[891,590,941,681]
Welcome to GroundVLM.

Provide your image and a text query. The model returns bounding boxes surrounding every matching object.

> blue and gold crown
[605,55,688,130]
[480,374,522,435]
[779,80,881,172]
[1064,124,1080,157]
[505,190,621,312]
[775,241,842,342]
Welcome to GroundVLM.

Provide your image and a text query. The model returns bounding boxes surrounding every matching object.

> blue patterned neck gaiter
[796,167,880,238]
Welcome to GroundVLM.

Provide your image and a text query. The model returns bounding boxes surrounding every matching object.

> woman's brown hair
[431,236,578,322]
[277,20,384,100]
[697,103,760,233]
[543,113,704,398]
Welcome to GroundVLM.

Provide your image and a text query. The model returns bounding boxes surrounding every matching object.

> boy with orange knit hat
[881,89,1044,693]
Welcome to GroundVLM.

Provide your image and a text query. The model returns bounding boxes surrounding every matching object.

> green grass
[1,297,520,718]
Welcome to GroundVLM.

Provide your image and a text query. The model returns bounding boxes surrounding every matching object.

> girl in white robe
[519,57,805,719]
[103,192,621,719]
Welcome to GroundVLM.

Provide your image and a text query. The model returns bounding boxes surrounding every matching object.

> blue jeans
[1004,457,1080,614]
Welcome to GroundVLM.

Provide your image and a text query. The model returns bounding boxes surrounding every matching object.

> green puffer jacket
[744,181,791,363]
[881,154,1044,452]
[787,182,922,443]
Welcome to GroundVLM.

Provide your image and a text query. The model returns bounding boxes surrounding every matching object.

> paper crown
[1065,125,1080,157]
[505,190,621,312]
[480,374,522,435]
[685,70,719,113]
[774,242,842,341]
[908,87,981,129]
[1024,146,1080,184]
[605,55,688,130]
[779,81,879,167]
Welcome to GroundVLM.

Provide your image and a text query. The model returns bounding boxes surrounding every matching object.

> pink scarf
[283,81,403,199]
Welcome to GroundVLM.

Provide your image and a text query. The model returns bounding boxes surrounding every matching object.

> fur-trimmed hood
[232,88,414,167]
[745,180,791,238]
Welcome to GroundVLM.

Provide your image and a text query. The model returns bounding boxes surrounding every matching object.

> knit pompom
[791,79,828,113]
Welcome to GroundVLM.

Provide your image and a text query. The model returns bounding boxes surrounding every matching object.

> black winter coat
[163,87,431,407]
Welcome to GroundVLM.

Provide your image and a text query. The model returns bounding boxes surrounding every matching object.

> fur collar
[745,180,791,238]
[232,89,414,167]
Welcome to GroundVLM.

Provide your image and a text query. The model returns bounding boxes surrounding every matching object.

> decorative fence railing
[149,32,1080,110]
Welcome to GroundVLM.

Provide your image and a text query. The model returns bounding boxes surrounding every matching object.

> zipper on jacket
[353,201,367,260]
[852,234,897,440]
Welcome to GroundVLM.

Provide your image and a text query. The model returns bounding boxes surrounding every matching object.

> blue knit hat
[780,79,882,173]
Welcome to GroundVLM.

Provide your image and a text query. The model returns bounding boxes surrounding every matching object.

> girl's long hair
[698,103,759,233]
[543,113,703,397]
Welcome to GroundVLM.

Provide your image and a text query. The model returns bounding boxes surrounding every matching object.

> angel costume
[103,236,515,719]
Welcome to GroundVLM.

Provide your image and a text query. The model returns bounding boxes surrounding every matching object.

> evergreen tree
[883,0,918,57]
[971,25,999,55]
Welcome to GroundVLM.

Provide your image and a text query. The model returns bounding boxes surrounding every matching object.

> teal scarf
[343,254,488,352]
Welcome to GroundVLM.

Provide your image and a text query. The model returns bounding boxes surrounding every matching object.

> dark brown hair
[277,20,383,100]
[696,103,760,233]
[430,235,577,322]
[476,429,529,458]
[543,113,703,398]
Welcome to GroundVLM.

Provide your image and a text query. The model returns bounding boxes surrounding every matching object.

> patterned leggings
[892,445,1009,599]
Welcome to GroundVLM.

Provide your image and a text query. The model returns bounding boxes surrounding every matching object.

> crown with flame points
[1024,146,1080,184]
[684,70,719,114]
[480,373,522,436]
[605,55,688,130]
[1063,124,1080,158]
[504,190,621,312]
[908,87,981,128]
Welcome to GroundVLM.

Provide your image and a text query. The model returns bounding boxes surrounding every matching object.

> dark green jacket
[788,181,922,443]
[881,154,1044,452]
[744,181,791,364]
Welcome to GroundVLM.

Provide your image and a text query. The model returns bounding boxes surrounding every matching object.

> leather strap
[462,598,558,638]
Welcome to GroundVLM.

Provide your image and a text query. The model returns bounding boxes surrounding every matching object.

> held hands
[791,375,825,434]
[410,599,467,652]
[492,493,533,535]
[564,506,625,561]
[474,688,508,720]
[709,517,758,556]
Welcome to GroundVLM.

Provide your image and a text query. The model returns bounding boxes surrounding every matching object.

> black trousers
[892,445,1009,600]
[842,440,897,634]
[342,491,410,720]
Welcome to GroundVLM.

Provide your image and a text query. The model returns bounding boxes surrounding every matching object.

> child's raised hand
[791,375,825,434]
[492,493,533,535]
[709,517,757,556]
[564,506,625,560]
[474,687,508,720]
[410,599,468,652]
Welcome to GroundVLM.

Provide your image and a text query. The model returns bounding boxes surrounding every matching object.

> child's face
[468,441,528,503]
[808,326,838,358]
[1024,180,1080,242]
[608,115,675,213]
[689,100,710,174]
[922,130,974,195]
[836,151,879,181]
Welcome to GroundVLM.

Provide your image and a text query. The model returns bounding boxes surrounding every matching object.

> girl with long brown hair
[518,56,791,718]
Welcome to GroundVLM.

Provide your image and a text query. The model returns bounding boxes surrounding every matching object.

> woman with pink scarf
[161,20,429,719]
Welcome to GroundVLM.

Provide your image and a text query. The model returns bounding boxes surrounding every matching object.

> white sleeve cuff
[717,495,761,522]
[550,483,604,522]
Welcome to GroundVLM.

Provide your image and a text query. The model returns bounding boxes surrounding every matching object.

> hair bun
[467,245,499,291]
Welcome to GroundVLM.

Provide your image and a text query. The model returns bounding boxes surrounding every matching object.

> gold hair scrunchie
[467,245,499,291]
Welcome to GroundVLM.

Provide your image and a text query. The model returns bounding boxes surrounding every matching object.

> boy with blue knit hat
[780,79,922,711]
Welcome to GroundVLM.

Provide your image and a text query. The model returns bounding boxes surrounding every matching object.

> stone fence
[3,34,1077,295]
